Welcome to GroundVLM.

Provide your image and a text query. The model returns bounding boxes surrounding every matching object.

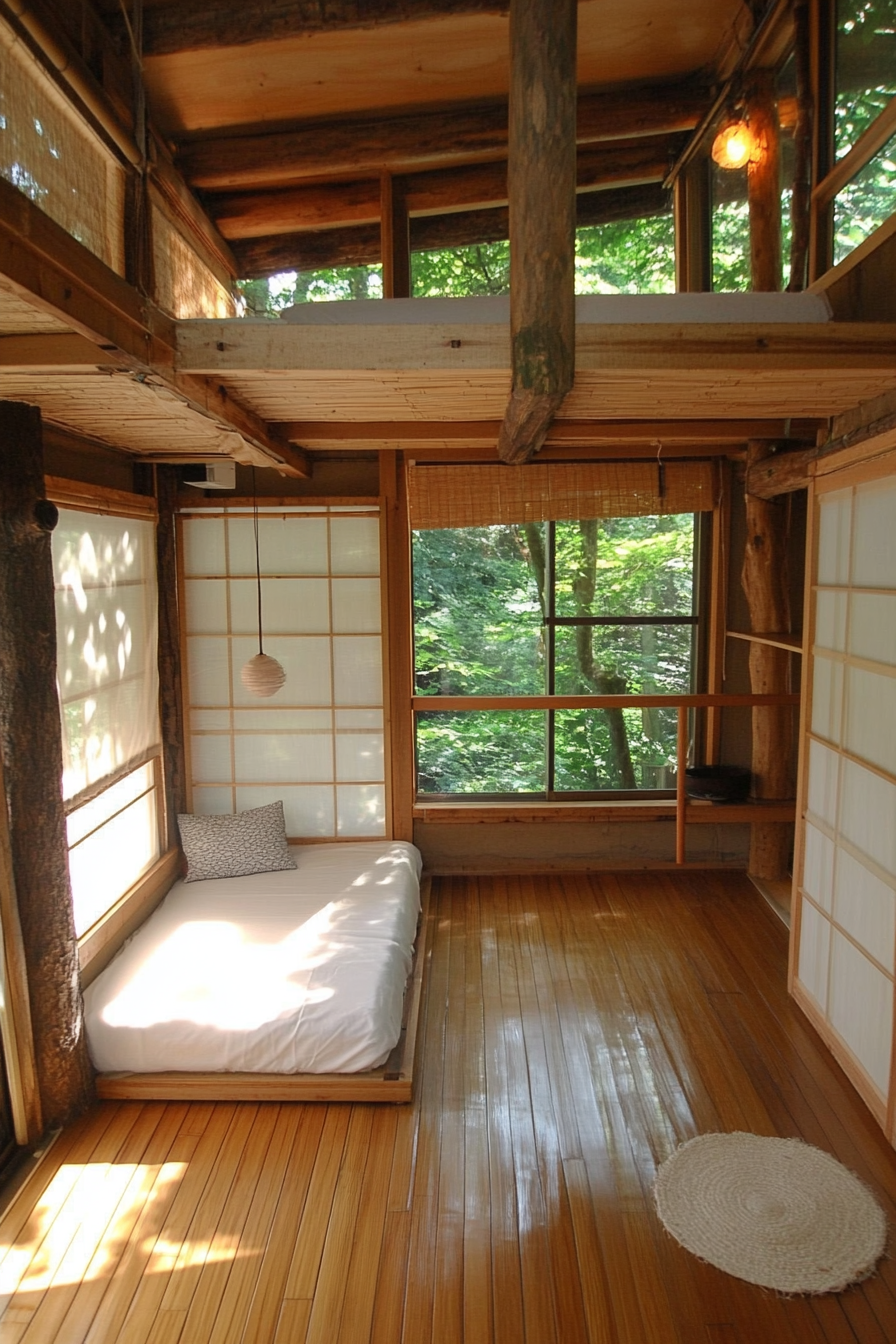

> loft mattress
[83,840,423,1075]
[277,292,833,325]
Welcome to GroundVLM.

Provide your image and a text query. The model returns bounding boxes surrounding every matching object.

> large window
[53,504,163,937]
[823,0,896,265]
[409,461,714,799]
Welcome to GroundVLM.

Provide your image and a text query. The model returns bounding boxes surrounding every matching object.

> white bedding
[83,841,423,1075]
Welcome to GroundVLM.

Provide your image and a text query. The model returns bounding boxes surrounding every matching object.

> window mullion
[546,521,556,797]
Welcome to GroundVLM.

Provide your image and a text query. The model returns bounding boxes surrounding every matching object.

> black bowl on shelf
[684,765,752,803]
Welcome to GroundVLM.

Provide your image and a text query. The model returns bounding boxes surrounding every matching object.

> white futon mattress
[83,841,423,1075]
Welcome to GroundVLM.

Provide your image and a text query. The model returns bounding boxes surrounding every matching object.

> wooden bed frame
[95,876,432,1104]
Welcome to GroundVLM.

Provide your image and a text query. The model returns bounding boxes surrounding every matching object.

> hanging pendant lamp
[240,469,286,698]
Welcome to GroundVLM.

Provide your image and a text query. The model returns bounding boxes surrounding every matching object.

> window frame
[47,479,169,957]
[409,484,721,805]
[811,0,896,276]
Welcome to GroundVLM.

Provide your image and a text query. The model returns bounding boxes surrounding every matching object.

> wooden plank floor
[3,870,896,1343]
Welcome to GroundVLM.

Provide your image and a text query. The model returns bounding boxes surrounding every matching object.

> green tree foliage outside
[236,212,677,314]
[835,0,896,157]
[413,515,696,796]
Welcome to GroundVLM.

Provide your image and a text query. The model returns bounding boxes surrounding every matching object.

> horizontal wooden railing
[412,691,800,864]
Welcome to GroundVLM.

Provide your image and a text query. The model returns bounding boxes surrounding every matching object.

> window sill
[413,798,796,825]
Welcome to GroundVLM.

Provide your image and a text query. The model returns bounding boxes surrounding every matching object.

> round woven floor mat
[654,1133,887,1295]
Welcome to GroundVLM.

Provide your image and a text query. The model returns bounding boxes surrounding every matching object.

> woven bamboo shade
[0,33,125,273]
[407,460,717,531]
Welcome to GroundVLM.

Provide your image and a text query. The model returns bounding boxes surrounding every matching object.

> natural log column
[746,69,782,293]
[787,0,813,292]
[742,440,793,879]
[380,172,410,299]
[497,0,577,464]
[155,466,187,847]
[674,157,712,293]
[0,402,94,1127]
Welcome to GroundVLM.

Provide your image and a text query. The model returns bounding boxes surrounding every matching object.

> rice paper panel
[333,636,383,705]
[335,733,384,782]
[329,517,380,574]
[229,577,329,634]
[234,733,332,783]
[236,785,335,837]
[228,515,328,575]
[331,578,381,632]
[852,479,896,588]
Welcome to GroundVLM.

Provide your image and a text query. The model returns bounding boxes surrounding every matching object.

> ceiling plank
[125,0,509,57]
[231,181,669,277]
[213,138,680,239]
[176,85,706,190]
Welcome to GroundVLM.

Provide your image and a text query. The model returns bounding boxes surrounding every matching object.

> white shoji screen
[180,504,386,839]
[795,471,896,1122]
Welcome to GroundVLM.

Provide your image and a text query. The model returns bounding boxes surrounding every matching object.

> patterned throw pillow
[177,802,297,882]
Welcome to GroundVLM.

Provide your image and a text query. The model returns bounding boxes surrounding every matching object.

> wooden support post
[0,402,94,1128]
[155,466,187,848]
[676,706,688,865]
[498,0,577,465]
[742,439,793,880]
[674,157,712,293]
[380,452,415,842]
[747,69,782,292]
[380,173,411,299]
[787,0,813,291]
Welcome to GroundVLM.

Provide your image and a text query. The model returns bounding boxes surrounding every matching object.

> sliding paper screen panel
[793,470,896,1135]
[181,503,386,838]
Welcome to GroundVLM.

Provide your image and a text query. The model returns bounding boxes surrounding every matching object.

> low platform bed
[84,841,430,1104]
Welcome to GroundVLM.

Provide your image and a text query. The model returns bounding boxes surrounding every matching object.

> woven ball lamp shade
[240,652,286,698]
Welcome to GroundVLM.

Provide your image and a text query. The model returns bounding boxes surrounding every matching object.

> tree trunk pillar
[747,69,782,292]
[0,402,94,1127]
[498,0,577,464]
[742,439,793,879]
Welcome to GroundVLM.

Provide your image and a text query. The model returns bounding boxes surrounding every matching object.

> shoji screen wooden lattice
[179,503,387,839]
[791,457,896,1138]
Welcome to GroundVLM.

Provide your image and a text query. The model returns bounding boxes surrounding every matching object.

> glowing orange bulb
[711,121,754,170]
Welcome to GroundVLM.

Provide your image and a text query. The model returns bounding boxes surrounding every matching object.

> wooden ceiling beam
[275,419,820,445]
[231,180,669,277]
[177,85,707,190]
[213,137,680,239]
[104,0,509,57]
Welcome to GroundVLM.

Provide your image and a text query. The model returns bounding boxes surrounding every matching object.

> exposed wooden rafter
[177,85,706,191]
[231,181,670,278]
[103,0,509,57]
[211,136,681,240]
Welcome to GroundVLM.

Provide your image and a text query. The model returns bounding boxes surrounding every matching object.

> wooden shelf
[726,629,803,653]
[684,798,796,824]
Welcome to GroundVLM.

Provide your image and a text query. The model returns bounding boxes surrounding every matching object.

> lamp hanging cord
[252,466,264,655]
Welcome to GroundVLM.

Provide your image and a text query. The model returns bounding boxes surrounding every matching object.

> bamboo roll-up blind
[152,206,236,319]
[0,27,125,274]
[407,460,717,530]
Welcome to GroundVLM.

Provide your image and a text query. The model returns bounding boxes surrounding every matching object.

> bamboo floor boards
[3,871,896,1342]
